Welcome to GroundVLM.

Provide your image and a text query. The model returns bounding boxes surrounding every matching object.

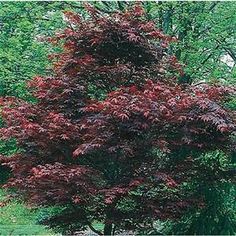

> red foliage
[0,4,235,234]
[78,81,234,156]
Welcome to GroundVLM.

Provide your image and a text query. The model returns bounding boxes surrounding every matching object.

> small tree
[0,5,235,235]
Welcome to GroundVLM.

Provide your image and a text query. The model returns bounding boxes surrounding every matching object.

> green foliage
[197,150,234,173]
[0,139,19,156]
[0,138,22,184]
[116,198,137,213]
[165,151,236,235]
[225,95,236,111]
[0,2,71,99]
[166,184,236,235]
[87,84,107,101]
[145,2,236,83]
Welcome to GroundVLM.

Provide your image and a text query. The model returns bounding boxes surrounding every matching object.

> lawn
[0,189,54,235]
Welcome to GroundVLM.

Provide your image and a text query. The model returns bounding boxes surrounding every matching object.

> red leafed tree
[0,5,235,235]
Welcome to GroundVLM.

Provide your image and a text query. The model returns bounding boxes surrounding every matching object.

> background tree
[0,5,235,235]
[95,1,236,83]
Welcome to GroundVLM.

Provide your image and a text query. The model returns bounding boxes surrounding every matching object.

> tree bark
[104,223,113,235]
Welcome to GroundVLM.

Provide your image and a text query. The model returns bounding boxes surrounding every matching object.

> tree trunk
[104,223,113,235]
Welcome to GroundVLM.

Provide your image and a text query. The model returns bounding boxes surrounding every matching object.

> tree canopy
[0,2,235,235]
[0,4,235,235]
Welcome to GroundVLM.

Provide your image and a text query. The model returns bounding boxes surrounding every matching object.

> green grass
[0,189,55,235]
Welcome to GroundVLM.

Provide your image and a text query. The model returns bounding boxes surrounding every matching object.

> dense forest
[0,2,235,235]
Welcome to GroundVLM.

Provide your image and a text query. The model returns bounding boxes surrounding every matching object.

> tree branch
[209,2,219,12]
[192,80,207,87]
[215,38,236,62]
[223,47,236,62]
[192,42,221,75]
